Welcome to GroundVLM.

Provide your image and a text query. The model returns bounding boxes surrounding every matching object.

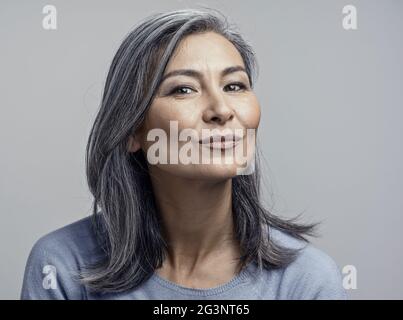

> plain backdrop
[0,0,402,299]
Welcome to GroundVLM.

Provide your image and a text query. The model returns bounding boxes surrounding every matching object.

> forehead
[165,31,246,71]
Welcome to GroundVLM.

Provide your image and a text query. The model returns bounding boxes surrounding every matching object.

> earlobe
[127,134,141,153]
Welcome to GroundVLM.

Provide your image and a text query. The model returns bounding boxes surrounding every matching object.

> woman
[21,8,347,300]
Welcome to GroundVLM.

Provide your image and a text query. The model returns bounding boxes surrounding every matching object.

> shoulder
[21,216,104,300]
[269,227,348,300]
[27,215,103,266]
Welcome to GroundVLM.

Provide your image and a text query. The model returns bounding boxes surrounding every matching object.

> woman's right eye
[169,86,194,95]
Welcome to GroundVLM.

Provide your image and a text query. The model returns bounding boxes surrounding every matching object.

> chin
[163,163,245,181]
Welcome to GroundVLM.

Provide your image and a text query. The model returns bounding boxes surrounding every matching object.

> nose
[202,89,234,125]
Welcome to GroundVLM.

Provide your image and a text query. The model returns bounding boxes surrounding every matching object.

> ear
[127,134,141,153]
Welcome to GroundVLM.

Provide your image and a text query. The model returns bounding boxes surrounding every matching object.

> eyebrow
[160,65,248,84]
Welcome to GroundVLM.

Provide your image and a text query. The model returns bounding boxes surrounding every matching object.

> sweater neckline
[150,261,256,297]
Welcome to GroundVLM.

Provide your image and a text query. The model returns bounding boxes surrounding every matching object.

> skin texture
[128,31,261,288]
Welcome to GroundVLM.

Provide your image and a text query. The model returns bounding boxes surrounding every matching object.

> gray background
[1,0,402,299]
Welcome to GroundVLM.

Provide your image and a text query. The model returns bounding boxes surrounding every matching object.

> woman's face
[132,31,261,180]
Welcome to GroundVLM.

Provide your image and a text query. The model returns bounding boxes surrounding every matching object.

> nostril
[211,116,220,123]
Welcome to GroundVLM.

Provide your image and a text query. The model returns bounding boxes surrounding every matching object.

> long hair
[81,8,318,294]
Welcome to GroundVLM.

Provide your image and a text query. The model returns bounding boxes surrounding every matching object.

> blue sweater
[20,216,347,300]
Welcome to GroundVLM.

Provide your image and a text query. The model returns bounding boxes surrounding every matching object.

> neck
[149,166,240,273]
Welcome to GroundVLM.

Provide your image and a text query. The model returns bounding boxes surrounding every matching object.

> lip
[199,132,243,150]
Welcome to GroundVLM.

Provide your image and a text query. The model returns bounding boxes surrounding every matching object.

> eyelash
[168,82,248,96]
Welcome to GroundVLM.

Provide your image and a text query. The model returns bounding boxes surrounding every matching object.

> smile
[198,133,243,150]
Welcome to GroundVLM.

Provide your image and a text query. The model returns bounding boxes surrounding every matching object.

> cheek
[236,96,261,129]
[141,100,200,143]
[144,104,172,131]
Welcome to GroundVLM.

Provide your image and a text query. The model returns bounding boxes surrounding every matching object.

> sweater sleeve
[20,233,86,300]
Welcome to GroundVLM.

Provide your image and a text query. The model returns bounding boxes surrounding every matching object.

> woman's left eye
[224,82,247,92]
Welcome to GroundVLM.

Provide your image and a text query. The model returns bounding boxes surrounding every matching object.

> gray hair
[81,7,318,294]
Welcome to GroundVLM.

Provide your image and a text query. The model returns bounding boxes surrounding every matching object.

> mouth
[198,133,243,150]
